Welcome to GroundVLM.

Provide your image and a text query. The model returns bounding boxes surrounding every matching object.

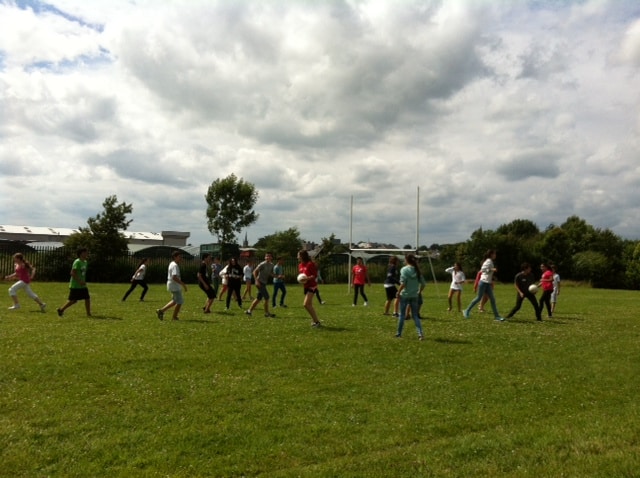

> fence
[0,247,449,285]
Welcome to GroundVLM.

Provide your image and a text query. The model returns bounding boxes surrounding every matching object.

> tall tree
[64,195,133,258]
[205,174,259,245]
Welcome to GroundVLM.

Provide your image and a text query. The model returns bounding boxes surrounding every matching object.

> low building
[0,225,189,246]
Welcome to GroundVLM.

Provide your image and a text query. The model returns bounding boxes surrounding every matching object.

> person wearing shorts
[57,247,91,317]
[156,250,187,321]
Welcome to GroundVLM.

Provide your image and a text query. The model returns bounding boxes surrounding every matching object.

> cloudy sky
[1,0,639,248]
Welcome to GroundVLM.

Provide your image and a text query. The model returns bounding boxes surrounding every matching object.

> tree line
[49,176,640,290]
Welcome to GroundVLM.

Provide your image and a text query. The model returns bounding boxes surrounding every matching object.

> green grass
[1,282,639,477]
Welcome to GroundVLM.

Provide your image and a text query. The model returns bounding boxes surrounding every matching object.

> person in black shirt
[506,262,541,321]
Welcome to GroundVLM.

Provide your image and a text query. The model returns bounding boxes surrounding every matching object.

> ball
[297,273,308,284]
[528,284,538,294]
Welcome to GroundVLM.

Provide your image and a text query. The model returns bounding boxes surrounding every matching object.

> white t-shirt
[445,267,466,291]
[132,264,146,281]
[166,261,182,292]
[243,265,253,281]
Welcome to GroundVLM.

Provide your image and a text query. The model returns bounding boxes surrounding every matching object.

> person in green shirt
[57,247,91,317]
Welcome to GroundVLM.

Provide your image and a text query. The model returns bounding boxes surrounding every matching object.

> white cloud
[1,0,639,248]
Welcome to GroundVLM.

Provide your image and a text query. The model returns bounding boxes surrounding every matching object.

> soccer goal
[347,189,439,296]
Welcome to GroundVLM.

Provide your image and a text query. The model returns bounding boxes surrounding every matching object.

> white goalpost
[347,187,440,296]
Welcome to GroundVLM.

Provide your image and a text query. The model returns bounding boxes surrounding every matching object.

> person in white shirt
[445,262,466,312]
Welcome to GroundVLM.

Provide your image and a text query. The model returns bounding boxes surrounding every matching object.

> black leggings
[539,290,552,317]
[122,280,148,301]
[353,284,368,304]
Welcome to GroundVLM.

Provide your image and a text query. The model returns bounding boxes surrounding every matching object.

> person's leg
[57,300,77,315]
[304,290,320,325]
[361,286,368,303]
[8,281,23,308]
[173,303,181,320]
[139,281,149,300]
[122,282,137,301]
[409,298,423,339]
[464,285,484,317]
[526,293,541,320]
[396,298,408,336]
[484,286,503,320]
[506,294,524,318]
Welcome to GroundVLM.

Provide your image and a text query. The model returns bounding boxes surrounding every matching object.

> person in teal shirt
[57,247,91,317]
[395,253,426,340]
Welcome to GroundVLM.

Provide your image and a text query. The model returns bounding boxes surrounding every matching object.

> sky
[1,0,639,248]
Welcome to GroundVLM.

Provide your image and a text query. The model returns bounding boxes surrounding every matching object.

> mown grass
[1,281,639,477]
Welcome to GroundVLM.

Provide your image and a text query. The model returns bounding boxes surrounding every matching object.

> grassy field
[1,281,639,477]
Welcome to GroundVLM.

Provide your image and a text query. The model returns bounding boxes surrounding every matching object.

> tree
[205,174,259,245]
[254,227,303,258]
[64,195,133,258]
[496,219,540,238]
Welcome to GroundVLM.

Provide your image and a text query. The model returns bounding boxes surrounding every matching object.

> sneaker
[392,313,399,318]
[321,301,326,305]
[280,304,288,308]
[8,304,20,310]
[311,321,321,327]
[352,304,356,307]
[363,302,368,306]
[172,316,180,321]
[245,310,252,316]
[418,335,424,341]
[40,303,47,312]
[463,310,470,319]
[57,308,63,317]
[495,317,505,322]
[156,309,164,321]
[478,309,486,313]
[265,313,275,318]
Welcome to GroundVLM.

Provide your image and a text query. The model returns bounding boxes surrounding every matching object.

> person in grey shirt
[246,253,276,317]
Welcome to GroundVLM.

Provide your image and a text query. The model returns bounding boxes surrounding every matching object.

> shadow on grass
[433,337,472,345]
[180,318,216,324]
[317,325,348,332]
[90,315,124,321]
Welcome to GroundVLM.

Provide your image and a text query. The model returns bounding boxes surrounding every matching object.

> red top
[352,264,368,285]
[298,261,317,289]
[541,270,554,291]
[15,264,31,283]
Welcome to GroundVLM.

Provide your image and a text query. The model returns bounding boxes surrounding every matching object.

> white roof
[0,225,163,240]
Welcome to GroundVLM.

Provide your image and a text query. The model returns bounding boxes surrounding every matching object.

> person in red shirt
[298,249,321,327]
[351,257,371,306]
[538,263,554,318]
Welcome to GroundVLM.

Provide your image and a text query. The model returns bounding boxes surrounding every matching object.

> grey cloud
[496,149,561,181]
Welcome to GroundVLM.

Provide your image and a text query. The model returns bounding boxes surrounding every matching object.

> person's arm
[172,273,187,291]
[71,265,86,287]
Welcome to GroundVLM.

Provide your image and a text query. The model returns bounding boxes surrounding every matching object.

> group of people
[5,247,560,336]
[155,250,323,326]
[455,249,560,322]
